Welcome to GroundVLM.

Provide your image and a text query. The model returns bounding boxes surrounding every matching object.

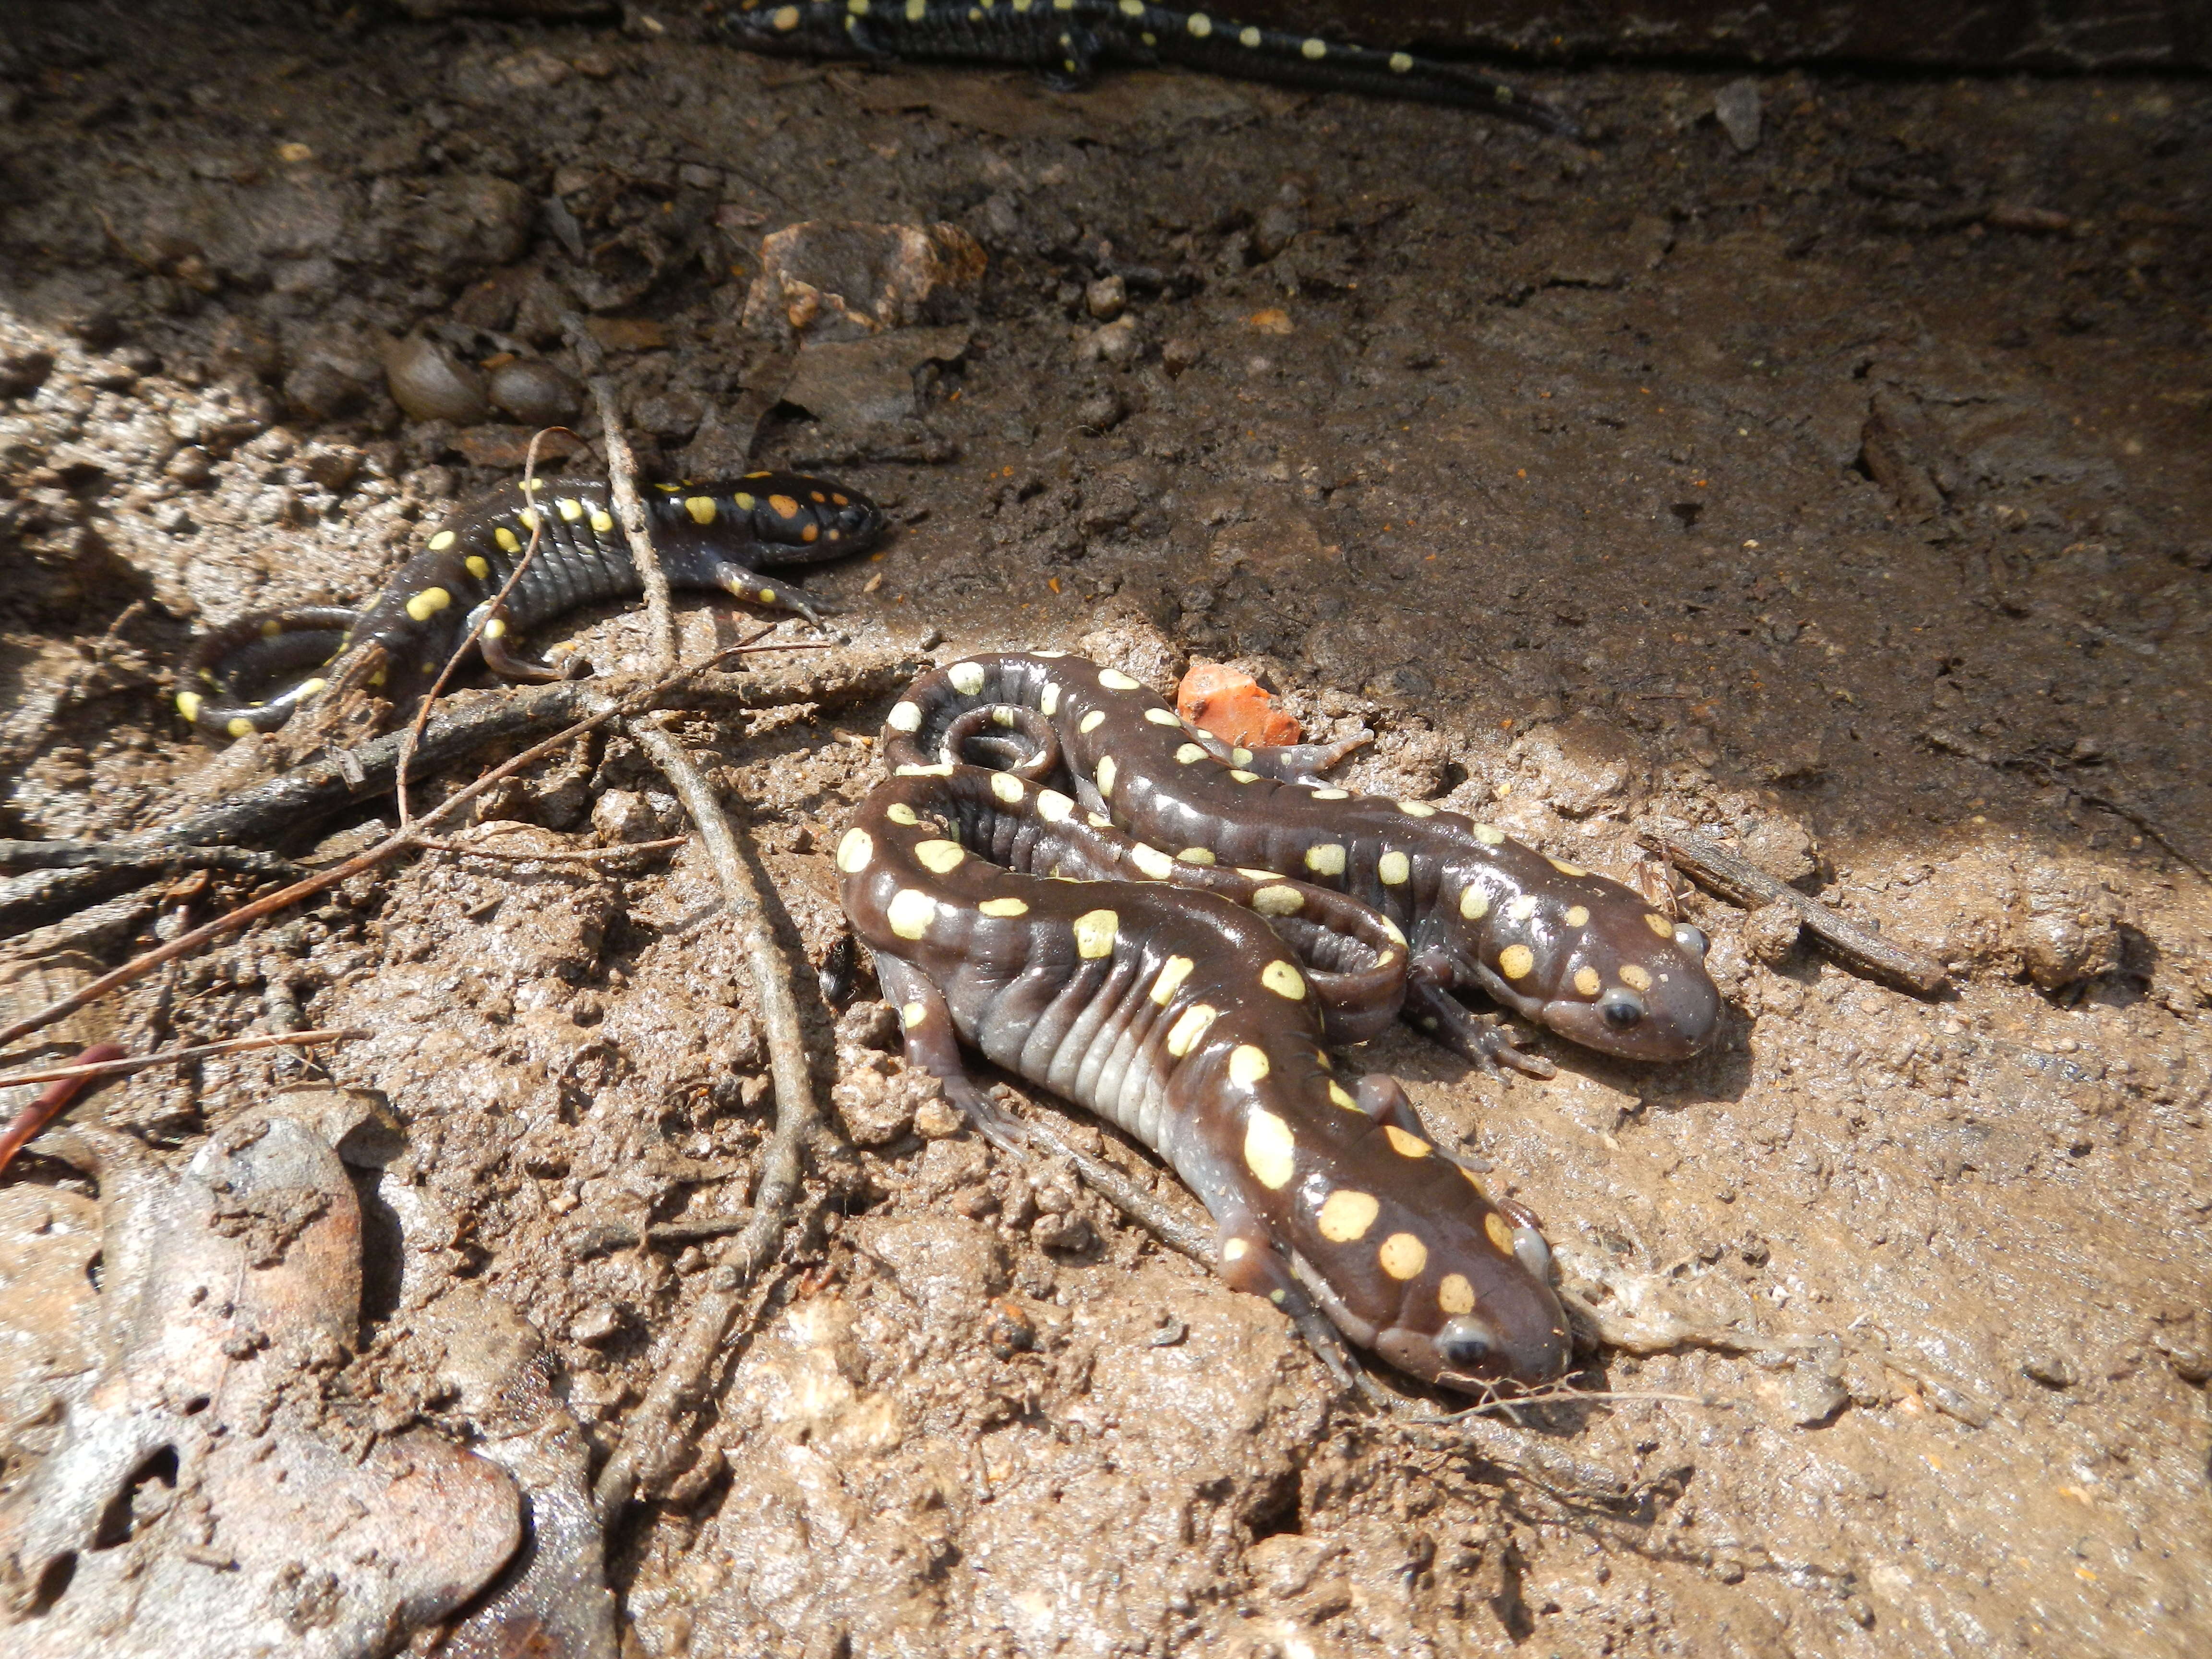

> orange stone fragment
[1177,661,1303,748]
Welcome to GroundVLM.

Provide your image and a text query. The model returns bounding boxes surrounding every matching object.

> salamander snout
[1377,1271,1570,1390]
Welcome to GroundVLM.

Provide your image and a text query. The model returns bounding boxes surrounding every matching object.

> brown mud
[1,5,2208,1655]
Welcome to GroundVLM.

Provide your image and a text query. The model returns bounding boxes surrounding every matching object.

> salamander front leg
[711,563,837,626]
[1405,961,1555,1080]
[1209,1197,1364,1392]
[1185,725,1373,788]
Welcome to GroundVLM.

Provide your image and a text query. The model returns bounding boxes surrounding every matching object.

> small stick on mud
[0,841,304,879]
[0,1042,124,1173]
[395,428,566,830]
[1637,824,1949,994]
[585,390,824,1520]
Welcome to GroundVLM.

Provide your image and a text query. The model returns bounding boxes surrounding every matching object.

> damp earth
[1,5,2208,1656]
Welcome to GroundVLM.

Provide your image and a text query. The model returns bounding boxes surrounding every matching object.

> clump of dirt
[2,5,2208,1656]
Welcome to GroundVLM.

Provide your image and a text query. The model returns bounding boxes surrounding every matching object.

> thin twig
[1638,823,1949,994]
[413,834,687,865]
[566,316,677,669]
[0,1027,366,1092]
[0,1043,125,1174]
[0,841,303,879]
[0,651,780,1055]
[397,427,568,829]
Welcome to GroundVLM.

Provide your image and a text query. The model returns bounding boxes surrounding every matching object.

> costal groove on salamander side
[723,1,1576,137]
[880,651,1722,1071]
[177,473,885,742]
[838,760,1571,1390]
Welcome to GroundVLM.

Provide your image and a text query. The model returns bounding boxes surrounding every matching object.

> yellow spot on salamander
[1378,1232,1427,1280]
[1574,966,1602,997]
[495,527,521,553]
[1484,1212,1515,1254]
[259,617,284,638]
[1130,844,1174,879]
[772,4,801,28]
[902,999,926,1026]
[1243,1105,1295,1189]
[914,839,965,874]
[557,497,584,521]
[1251,885,1302,916]
[1073,909,1119,958]
[1549,857,1587,877]
[682,496,715,525]
[1439,1272,1475,1314]
[1304,842,1346,877]
[1079,709,1106,734]
[906,0,925,16]
[769,494,801,518]
[1096,756,1117,797]
[1175,848,1214,867]
[887,888,937,939]
[176,691,203,722]
[1239,24,1260,45]
[484,618,506,640]
[1498,944,1535,980]
[465,555,490,578]
[979,896,1029,917]
[1040,684,1061,718]
[886,803,921,826]
[1036,790,1074,822]
[990,772,1025,804]
[888,701,923,732]
[227,716,255,738]
[1507,895,1539,923]
[948,661,986,695]
[1473,823,1506,845]
[1230,769,1259,783]
[1379,850,1410,886]
[1144,706,1182,727]
[1398,799,1438,817]
[1317,1189,1378,1242]
[1327,1082,1359,1112]
[1228,1045,1270,1086]
[590,509,614,533]
[1565,904,1590,927]
[1646,913,1676,939]
[427,529,457,551]
[1098,668,1142,691]
[758,589,778,603]
[1383,1125,1430,1158]
[1389,50,1414,72]
[1152,955,1195,1004]
[1459,887,1490,921]
[405,587,453,623]
[895,762,954,777]
[1620,964,1654,991]
[835,828,874,873]
[1310,787,1349,801]
[1260,961,1305,1000]
[1165,1003,1216,1057]
[1175,743,1207,765]
[1301,36,1327,59]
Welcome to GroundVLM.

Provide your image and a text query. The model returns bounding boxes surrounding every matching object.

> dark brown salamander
[178,473,884,742]
[838,760,1570,1389]
[882,652,1721,1074]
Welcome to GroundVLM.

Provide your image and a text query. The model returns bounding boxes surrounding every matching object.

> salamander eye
[1673,923,1708,957]
[1436,1315,1498,1374]
[1598,987,1646,1029]
[1512,1225,1553,1282]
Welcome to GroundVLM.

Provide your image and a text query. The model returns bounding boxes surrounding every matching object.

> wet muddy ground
[2,4,2209,1655]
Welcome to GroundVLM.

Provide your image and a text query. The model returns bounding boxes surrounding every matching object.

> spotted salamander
[838,758,1571,1389]
[178,473,884,741]
[724,0,1575,137]
[882,652,1721,1073]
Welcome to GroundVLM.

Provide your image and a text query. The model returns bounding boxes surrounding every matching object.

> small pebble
[1162,337,1203,377]
[1714,78,1762,153]
[1084,274,1126,321]
[382,334,489,423]
[2021,1350,2078,1389]
[488,357,582,425]
[914,1097,963,1139]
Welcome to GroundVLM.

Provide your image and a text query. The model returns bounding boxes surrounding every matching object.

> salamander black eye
[1436,1315,1497,1374]
[1673,923,1708,957]
[1598,987,1646,1028]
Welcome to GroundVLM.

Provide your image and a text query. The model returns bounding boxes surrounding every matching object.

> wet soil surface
[2,4,2209,1655]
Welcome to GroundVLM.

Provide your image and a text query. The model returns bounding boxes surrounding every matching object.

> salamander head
[1537,910,1719,1061]
[733,470,887,556]
[722,1,849,53]
[1286,1086,1570,1391]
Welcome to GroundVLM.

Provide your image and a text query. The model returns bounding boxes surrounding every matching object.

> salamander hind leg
[472,605,588,684]
[1405,964,1556,1080]
[874,956,1032,1155]
[1187,725,1373,788]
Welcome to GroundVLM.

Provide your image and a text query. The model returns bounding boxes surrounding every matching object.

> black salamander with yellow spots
[724,0,1575,136]
[178,473,884,741]
[838,759,1572,1389]
[883,652,1722,1074]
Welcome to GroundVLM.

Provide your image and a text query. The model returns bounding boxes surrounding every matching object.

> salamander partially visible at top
[839,759,1571,1389]
[177,472,885,742]
[724,0,1575,137]
[883,652,1721,1074]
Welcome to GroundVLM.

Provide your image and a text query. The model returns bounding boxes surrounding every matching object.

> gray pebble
[382,334,489,424]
